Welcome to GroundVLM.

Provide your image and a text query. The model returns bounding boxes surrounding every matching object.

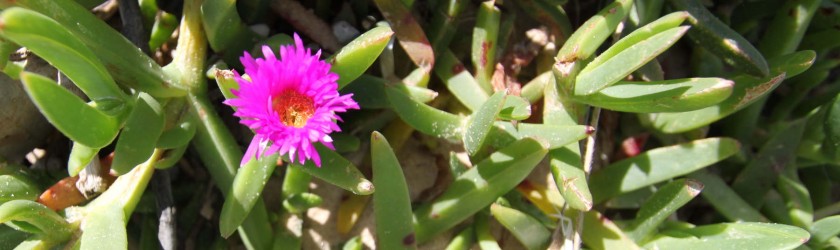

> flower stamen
[273,90,315,128]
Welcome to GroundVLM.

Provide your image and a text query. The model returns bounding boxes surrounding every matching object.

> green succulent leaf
[148,10,178,51]
[581,211,641,250]
[219,153,279,238]
[575,25,689,96]
[489,123,591,150]
[810,215,840,248]
[436,50,488,111]
[471,1,500,93]
[371,132,415,250]
[414,138,547,243]
[386,85,463,140]
[556,0,634,62]
[67,142,99,177]
[112,93,165,175]
[670,0,770,77]
[475,210,502,250]
[490,204,551,250]
[643,222,810,250]
[499,95,531,120]
[0,7,128,108]
[549,145,592,211]
[444,226,475,250]
[689,171,767,222]
[625,179,703,243]
[731,120,806,208]
[755,0,820,58]
[282,192,323,214]
[20,72,121,148]
[465,91,507,155]
[213,69,240,101]
[281,163,311,199]
[651,50,816,133]
[201,0,259,55]
[6,0,183,97]
[576,78,734,113]
[331,26,394,89]
[590,137,739,203]
[156,121,197,149]
[582,11,688,76]
[0,200,71,239]
[294,145,374,195]
[373,0,434,69]
[0,175,38,205]
[0,225,27,250]
[80,206,127,250]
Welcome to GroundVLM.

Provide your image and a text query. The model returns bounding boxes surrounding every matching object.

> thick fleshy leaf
[112,93,165,175]
[777,168,813,229]
[0,225,27,249]
[294,145,374,195]
[371,132,415,250]
[464,91,506,155]
[810,215,840,248]
[156,121,196,149]
[643,222,810,250]
[575,25,689,96]
[549,145,592,211]
[516,0,572,42]
[499,95,531,120]
[581,11,688,77]
[148,10,178,51]
[189,94,273,249]
[0,200,71,239]
[490,204,550,250]
[731,120,805,208]
[67,142,99,177]
[0,7,127,106]
[689,171,767,222]
[824,95,840,159]
[5,0,183,97]
[282,192,322,214]
[414,138,547,243]
[201,0,259,55]
[427,0,466,53]
[471,1,500,93]
[80,206,127,250]
[444,227,475,250]
[669,0,769,77]
[590,137,739,203]
[330,26,394,89]
[581,211,641,250]
[214,69,240,101]
[555,0,634,62]
[755,0,820,58]
[435,50,488,111]
[577,78,734,113]
[651,50,816,133]
[386,85,463,140]
[0,175,38,204]
[219,153,279,237]
[488,123,591,150]
[475,210,501,249]
[373,0,434,69]
[20,72,121,148]
[625,179,703,242]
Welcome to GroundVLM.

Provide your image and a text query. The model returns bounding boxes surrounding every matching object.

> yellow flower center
[273,90,315,128]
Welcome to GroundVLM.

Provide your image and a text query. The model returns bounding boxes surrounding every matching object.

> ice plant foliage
[225,34,359,167]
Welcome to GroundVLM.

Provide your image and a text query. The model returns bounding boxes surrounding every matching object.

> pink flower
[225,34,359,167]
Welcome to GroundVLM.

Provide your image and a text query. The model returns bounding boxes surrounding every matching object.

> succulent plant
[0,0,838,249]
